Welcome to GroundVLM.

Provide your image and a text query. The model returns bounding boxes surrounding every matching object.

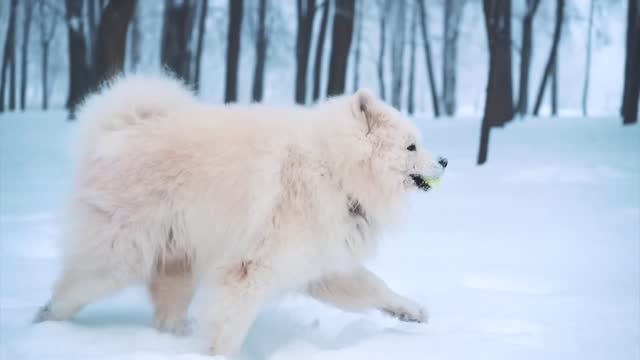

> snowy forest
[1,1,639,360]
[0,0,638,164]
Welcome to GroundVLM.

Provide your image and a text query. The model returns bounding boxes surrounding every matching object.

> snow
[1,112,639,359]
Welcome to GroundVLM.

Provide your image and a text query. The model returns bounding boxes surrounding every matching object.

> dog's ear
[351,88,383,135]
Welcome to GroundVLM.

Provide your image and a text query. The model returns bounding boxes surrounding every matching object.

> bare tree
[252,0,267,102]
[312,0,330,102]
[621,0,639,125]
[515,0,540,115]
[580,0,594,116]
[65,0,90,118]
[417,0,440,117]
[0,0,18,112]
[295,0,315,104]
[442,0,465,116]
[551,53,558,115]
[376,0,390,101]
[407,6,417,115]
[326,0,355,96]
[532,0,564,116]
[193,0,208,92]
[86,0,99,67]
[389,0,406,109]
[225,0,243,103]
[92,0,136,90]
[9,21,16,112]
[20,0,36,110]
[478,0,513,165]
[351,0,362,92]
[161,0,196,83]
[128,2,142,71]
[37,0,59,110]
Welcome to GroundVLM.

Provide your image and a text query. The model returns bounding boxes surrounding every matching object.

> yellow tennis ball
[426,178,441,188]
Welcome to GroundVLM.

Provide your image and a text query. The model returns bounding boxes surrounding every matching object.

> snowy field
[1,112,638,360]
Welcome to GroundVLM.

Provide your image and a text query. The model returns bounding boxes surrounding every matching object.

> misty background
[1,0,638,164]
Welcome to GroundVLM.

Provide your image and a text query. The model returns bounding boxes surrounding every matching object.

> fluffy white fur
[34,74,445,356]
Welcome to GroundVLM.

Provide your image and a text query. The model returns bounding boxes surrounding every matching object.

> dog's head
[320,89,447,222]
[350,89,446,191]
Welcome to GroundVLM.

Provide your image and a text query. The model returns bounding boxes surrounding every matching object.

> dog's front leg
[203,261,272,357]
[306,266,428,323]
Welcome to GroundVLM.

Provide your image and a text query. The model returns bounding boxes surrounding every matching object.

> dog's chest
[308,196,379,273]
[274,155,379,272]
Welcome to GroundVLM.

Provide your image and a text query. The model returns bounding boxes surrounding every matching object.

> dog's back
[76,75,289,263]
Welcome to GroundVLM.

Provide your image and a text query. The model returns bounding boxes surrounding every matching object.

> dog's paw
[33,303,55,323]
[381,298,428,323]
[171,318,194,336]
[155,317,194,336]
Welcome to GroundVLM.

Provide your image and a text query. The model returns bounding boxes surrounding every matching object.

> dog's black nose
[438,157,448,168]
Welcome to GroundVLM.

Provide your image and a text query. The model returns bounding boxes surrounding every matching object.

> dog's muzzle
[409,174,432,191]
[410,157,447,191]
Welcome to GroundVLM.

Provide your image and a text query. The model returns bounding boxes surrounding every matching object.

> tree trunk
[9,27,16,111]
[295,0,315,104]
[621,0,639,125]
[42,43,49,110]
[352,0,362,92]
[92,0,137,91]
[516,0,540,115]
[376,0,389,101]
[478,0,513,165]
[161,0,196,83]
[532,0,564,116]
[312,0,330,102]
[551,57,558,116]
[390,0,406,109]
[477,119,492,165]
[39,0,59,111]
[65,0,91,118]
[417,0,440,117]
[407,7,417,115]
[1,0,18,113]
[128,2,142,71]
[87,0,98,67]
[225,0,243,103]
[193,0,208,92]
[20,0,34,111]
[252,0,267,102]
[442,0,464,116]
[326,0,355,97]
[581,0,594,116]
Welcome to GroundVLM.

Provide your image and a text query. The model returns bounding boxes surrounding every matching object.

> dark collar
[347,195,367,222]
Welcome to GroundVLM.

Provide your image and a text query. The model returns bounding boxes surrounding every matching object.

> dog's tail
[73,74,197,160]
[73,73,197,159]
[77,73,195,132]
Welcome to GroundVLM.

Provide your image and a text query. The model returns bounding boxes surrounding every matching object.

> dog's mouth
[409,174,436,191]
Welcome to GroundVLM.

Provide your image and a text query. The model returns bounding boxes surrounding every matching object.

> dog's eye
[406,144,416,151]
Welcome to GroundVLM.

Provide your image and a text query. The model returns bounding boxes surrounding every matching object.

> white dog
[34,75,447,356]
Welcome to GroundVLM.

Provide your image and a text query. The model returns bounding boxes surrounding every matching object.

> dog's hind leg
[306,266,428,323]
[149,258,195,335]
[34,253,138,322]
[34,202,141,323]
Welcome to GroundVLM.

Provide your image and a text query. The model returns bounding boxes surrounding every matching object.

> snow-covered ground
[1,112,638,360]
